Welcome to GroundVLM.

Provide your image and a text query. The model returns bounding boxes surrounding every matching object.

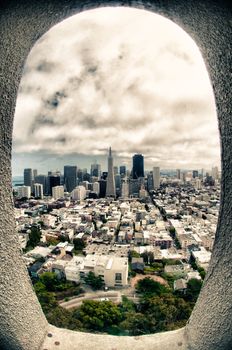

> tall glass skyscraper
[106,147,116,197]
[24,168,32,187]
[119,165,126,176]
[132,154,144,179]
[48,175,61,195]
[64,165,77,193]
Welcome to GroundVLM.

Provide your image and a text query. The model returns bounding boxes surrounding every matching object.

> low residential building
[28,261,44,278]
[131,258,144,272]
[174,278,187,292]
[104,256,128,287]
[41,214,56,228]
[25,246,53,260]
[77,254,128,288]
[187,271,202,281]
[192,247,212,271]
[65,256,85,283]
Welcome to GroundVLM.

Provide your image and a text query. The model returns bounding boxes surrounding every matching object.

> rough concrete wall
[42,324,187,350]
[0,1,231,350]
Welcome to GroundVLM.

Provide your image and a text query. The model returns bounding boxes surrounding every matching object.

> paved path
[59,291,121,309]
[59,290,140,309]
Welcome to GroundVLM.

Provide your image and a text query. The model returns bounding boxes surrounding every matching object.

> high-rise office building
[90,163,101,178]
[132,154,144,179]
[77,168,83,182]
[83,172,91,182]
[93,182,100,195]
[211,166,219,180]
[24,168,32,187]
[102,172,108,180]
[48,170,61,176]
[121,178,129,198]
[115,174,122,197]
[176,169,181,179]
[195,179,202,190]
[33,169,38,179]
[64,165,77,193]
[153,167,160,189]
[35,175,47,195]
[139,184,147,199]
[106,147,116,197]
[147,172,154,192]
[193,170,199,178]
[180,172,186,183]
[34,183,43,198]
[129,178,140,196]
[99,179,107,198]
[119,165,126,176]
[48,175,60,195]
[114,166,118,175]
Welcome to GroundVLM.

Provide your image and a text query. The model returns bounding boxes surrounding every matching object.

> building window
[115,273,122,282]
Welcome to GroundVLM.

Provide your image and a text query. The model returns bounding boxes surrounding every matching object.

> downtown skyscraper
[24,168,32,187]
[132,154,144,179]
[106,147,116,197]
[153,166,160,189]
[64,165,77,193]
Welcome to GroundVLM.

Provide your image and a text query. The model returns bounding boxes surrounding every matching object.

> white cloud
[13,7,220,174]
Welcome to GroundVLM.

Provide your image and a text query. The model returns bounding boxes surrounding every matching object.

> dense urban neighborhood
[13,153,220,334]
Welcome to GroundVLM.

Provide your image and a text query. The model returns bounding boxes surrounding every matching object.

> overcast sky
[12,7,220,176]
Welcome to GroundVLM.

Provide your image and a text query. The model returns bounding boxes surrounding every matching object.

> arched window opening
[12,7,219,337]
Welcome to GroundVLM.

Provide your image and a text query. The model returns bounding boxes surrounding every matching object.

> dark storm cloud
[13,7,219,174]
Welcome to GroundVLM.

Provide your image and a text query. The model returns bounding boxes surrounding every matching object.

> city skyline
[12,7,220,176]
[15,147,219,199]
[13,152,219,181]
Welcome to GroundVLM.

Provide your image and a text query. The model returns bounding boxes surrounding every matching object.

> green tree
[73,300,122,331]
[141,251,149,264]
[46,306,82,330]
[34,281,46,294]
[139,293,192,332]
[119,296,136,313]
[84,271,104,290]
[198,267,206,279]
[169,227,176,238]
[27,226,42,248]
[120,312,156,335]
[148,251,155,264]
[34,281,57,313]
[128,250,140,262]
[162,259,182,266]
[186,278,203,302]
[39,272,59,291]
[136,277,169,297]
[73,238,86,251]
[151,262,163,269]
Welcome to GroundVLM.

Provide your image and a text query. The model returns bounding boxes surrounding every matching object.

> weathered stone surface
[42,325,187,350]
[0,1,231,350]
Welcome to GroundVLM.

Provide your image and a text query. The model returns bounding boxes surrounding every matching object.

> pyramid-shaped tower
[106,147,116,197]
